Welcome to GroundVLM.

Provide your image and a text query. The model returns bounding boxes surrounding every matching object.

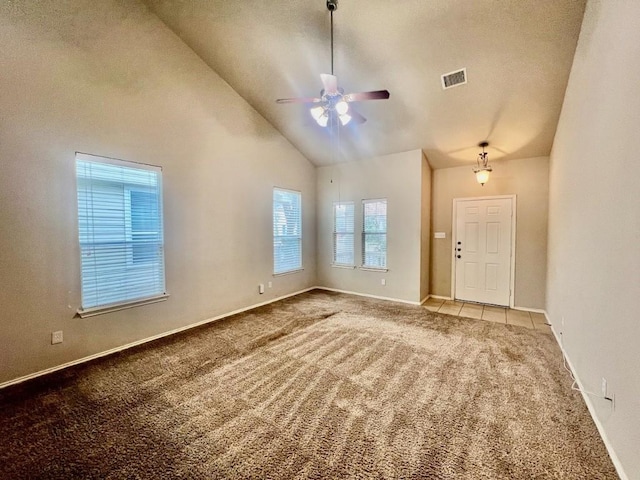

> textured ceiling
[144,0,586,168]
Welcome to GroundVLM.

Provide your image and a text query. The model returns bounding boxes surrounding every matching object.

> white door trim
[450,195,517,308]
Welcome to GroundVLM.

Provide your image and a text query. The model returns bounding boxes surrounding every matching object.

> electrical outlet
[268,281,272,288]
[381,278,386,286]
[51,331,63,345]
[601,377,607,397]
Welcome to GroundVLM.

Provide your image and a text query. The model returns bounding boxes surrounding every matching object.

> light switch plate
[51,331,63,345]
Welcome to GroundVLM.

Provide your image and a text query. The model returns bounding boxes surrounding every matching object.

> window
[362,199,387,269]
[76,153,166,315]
[273,188,302,274]
[333,201,355,266]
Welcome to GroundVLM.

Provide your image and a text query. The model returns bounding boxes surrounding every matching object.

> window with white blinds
[76,153,166,314]
[362,198,387,269]
[273,188,302,274]
[333,201,355,266]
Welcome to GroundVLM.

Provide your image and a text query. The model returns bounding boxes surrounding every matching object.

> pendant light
[473,142,492,186]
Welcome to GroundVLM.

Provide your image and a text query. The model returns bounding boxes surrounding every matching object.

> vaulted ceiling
[144,0,586,168]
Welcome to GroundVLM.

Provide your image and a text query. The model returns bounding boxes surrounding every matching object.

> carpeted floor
[0,290,618,479]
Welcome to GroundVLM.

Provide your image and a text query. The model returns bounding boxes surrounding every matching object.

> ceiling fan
[275,0,390,127]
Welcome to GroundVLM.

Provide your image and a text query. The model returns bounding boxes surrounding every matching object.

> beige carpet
[0,290,618,479]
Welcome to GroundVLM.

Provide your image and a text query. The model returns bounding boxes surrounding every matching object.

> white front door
[454,197,513,306]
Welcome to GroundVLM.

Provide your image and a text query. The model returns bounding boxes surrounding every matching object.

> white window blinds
[333,201,355,265]
[273,188,302,274]
[76,153,166,312]
[362,198,387,269]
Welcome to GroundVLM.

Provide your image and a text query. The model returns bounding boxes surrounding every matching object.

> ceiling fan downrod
[327,0,337,75]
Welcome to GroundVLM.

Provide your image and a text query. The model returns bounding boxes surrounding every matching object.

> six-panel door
[454,198,513,306]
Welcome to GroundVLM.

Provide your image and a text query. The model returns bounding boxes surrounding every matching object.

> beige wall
[316,150,425,303]
[547,1,640,477]
[0,0,316,384]
[431,157,549,309]
[420,152,432,302]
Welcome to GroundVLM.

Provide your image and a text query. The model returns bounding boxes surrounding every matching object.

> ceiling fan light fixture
[338,113,351,126]
[317,114,329,127]
[310,105,325,121]
[335,100,349,115]
[473,141,492,186]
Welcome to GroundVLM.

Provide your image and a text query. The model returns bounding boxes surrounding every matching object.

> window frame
[75,152,168,317]
[361,198,388,271]
[273,187,303,275]
[332,201,355,267]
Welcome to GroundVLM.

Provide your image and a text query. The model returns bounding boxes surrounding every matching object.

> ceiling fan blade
[343,90,390,102]
[276,96,323,104]
[347,108,367,125]
[320,74,339,95]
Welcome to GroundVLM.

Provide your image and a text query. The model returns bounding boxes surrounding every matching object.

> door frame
[450,195,517,308]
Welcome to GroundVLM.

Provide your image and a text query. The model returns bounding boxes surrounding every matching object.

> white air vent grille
[441,68,467,89]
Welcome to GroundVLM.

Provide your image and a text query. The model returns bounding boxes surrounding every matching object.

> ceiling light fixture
[473,141,492,186]
[275,0,390,128]
[310,100,351,127]
[310,0,351,127]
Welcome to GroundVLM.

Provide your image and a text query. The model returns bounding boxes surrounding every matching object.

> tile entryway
[424,298,552,334]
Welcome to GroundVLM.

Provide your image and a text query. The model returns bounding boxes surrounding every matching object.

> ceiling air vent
[441,68,467,89]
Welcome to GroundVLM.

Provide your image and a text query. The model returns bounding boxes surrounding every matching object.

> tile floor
[424,298,552,334]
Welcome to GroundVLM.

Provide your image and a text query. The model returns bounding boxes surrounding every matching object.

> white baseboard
[420,294,430,305]
[428,294,453,301]
[0,287,316,390]
[314,286,422,306]
[549,324,628,480]
[512,306,546,314]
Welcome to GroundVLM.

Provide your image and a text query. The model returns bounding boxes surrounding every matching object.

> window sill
[273,268,304,277]
[77,293,169,318]
[331,264,356,269]
[359,266,388,272]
